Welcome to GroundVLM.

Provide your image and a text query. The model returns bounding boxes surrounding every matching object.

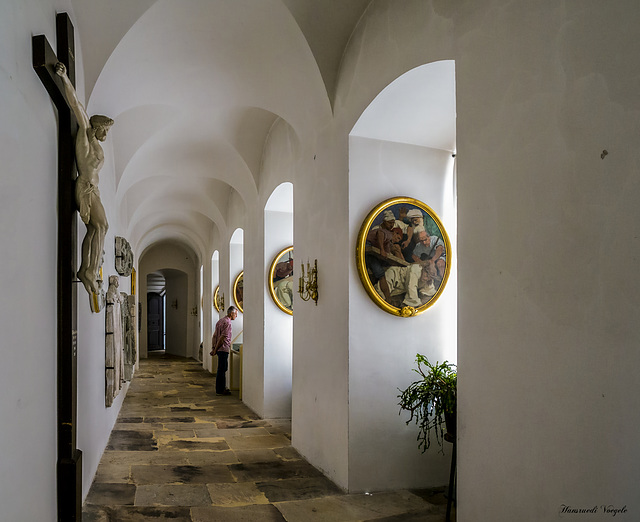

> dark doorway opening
[147,292,164,352]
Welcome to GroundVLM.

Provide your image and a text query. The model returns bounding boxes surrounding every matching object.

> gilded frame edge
[355,196,452,317]
[268,246,294,316]
[213,285,220,312]
[232,271,244,313]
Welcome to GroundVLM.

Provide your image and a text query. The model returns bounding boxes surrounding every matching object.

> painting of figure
[268,246,294,315]
[233,272,244,313]
[356,197,451,317]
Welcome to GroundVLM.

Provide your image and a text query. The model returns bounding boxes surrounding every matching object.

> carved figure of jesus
[55,63,113,295]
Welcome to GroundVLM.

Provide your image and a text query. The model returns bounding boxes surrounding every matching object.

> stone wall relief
[105,275,137,406]
[115,236,134,277]
[121,292,137,382]
[105,276,123,407]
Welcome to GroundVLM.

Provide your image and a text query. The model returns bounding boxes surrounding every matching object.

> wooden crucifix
[32,13,82,521]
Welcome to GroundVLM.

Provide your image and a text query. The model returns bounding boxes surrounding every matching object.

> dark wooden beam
[33,12,82,521]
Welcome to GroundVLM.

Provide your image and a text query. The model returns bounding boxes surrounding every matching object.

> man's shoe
[216,390,232,396]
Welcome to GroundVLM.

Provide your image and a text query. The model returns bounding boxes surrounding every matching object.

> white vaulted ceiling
[68,0,452,262]
[68,0,371,261]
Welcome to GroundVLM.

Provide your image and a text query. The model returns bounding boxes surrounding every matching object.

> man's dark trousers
[216,352,229,394]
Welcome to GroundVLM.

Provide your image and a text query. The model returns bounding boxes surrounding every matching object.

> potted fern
[398,354,457,453]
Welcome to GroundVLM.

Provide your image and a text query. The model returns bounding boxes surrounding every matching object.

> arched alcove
[229,227,244,339]
[347,60,457,491]
[211,250,220,320]
[263,182,294,417]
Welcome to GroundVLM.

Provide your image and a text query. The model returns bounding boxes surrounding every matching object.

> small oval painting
[233,271,244,313]
[213,285,222,312]
[268,246,294,315]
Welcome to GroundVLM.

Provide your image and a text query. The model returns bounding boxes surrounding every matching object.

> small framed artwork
[233,271,244,313]
[268,246,294,315]
[355,197,451,317]
[213,285,221,312]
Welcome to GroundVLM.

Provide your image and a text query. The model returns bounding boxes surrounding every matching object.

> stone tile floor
[83,352,454,521]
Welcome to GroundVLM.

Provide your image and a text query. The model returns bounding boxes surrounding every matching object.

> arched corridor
[3,2,640,520]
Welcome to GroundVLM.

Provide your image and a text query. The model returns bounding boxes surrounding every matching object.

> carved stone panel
[115,236,134,277]
[105,276,123,407]
[121,292,137,382]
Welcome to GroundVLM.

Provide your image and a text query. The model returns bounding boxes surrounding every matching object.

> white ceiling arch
[115,121,259,205]
[126,190,228,242]
[134,221,208,264]
[71,0,370,261]
[138,238,200,274]
[350,60,457,151]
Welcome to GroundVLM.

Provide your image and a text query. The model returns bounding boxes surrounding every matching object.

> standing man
[55,62,113,295]
[210,306,238,396]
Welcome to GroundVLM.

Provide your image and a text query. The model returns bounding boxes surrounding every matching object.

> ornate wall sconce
[171,299,178,309]
[191,307,198,316]
[298,259,318,305]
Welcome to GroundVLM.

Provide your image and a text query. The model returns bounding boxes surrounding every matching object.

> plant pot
[444,408,456,443]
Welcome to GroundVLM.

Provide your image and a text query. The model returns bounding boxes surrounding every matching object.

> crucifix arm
[55,62,90,130]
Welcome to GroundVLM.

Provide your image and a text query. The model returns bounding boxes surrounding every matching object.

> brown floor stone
[185,449,239,466]
[85,483,137,506]
[107,430,158,451]
[273,492,436,522]
[206,482,270,506]
[135,484,211,507]
[86,505,193,521]
[256,476,344,502]
[229,459,323,482]
[232,448,282,464]
[225,433,291,450]
[83,353,453,521]
[191,504,286,521]
[165,439,230,451]
[93,461,131,483]
[131,464,235,485]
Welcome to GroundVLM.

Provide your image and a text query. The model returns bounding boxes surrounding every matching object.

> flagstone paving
[83,353,453,521]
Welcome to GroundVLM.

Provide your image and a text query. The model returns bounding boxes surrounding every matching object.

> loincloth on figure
[75,178,100,224]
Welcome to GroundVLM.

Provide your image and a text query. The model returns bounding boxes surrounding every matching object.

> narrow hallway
[82,353,451,521]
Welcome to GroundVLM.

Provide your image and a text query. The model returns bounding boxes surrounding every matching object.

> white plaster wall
[348,136,456,491]
[452,3,640,520]
[229,230,244,331]
[219,227,243,393]
[263,209,294,418]
[291,127,350,488]
[204,251,220,372]
[241,202,265,413]
[316,0,640,515]
[243,120,297,418]
[290,0,458,491]
[0,0,136,510]
[164,270,189,357]
[76,101,130,500]
[0,2,73,517]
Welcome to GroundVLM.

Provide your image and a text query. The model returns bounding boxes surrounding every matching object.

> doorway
[147,292,164,352]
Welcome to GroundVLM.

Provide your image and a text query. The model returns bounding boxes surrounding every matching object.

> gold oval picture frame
[213,285,221,312]
[233,271,244,313]
[268,246,294,315]
[356,197,451,317]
